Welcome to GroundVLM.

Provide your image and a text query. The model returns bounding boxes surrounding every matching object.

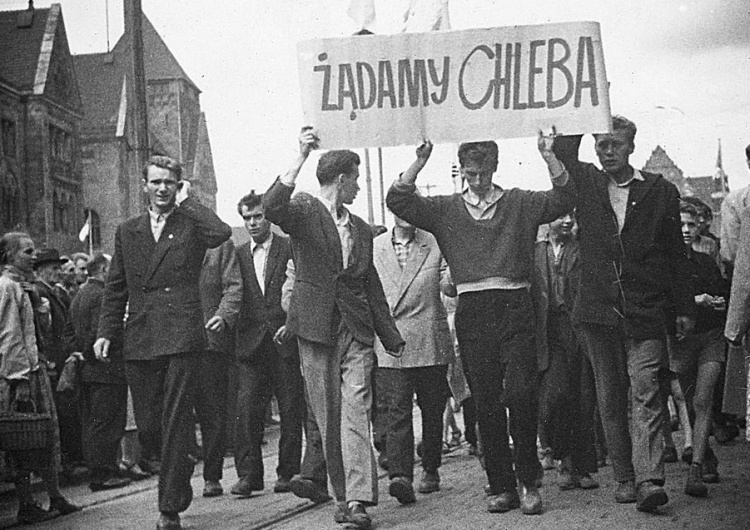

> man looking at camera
[94,155,232,530]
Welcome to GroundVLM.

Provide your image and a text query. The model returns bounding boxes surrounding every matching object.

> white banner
[297,21,611,149]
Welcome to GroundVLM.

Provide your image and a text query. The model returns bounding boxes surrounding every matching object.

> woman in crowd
[0,232,80,524]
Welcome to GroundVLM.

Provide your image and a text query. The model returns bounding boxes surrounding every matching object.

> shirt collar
[610,168,645,188]
[148,206,174,222]
[392,228,416,246]
[316,193,350,225]
[250,232,273,253]
[462,184,504,207]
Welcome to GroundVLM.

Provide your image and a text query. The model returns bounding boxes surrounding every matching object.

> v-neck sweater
[387,182,574,289]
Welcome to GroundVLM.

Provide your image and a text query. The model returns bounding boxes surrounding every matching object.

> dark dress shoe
[230,475,263,496]
[90,476,132,491]
[203,480,223,497]
[417,470,440,494]
[636,481,668,512]
[156,512,181,530]
[520,485,543,515]
[17,502,57,524]
[273,476,292,493]
[345,501,372,530]
[487,490,520,513]
[289,475,332,504]
[49,496,81,516]
[389,476,416,504]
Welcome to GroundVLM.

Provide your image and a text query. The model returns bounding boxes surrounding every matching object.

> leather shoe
[230,475,263,496]
[16,502,57,525]
[274,476,292,493]
[345,501,371,530]
[90,476,132,492]
[636,481,668,512]
[289,475,332,504]
[48,496,81,516]
[487,490,520,513]
[520,484,543,515]
[577,473,599,490]
[614,479,637,503]
[417,469,440,494]
[389,476,416,504]
[203,480,223,497]
[156,512,181,530]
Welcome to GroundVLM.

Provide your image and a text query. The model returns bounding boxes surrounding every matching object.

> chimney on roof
[16,1,34,28]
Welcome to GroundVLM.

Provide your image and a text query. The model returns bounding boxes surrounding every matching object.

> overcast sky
[4,0,750,225]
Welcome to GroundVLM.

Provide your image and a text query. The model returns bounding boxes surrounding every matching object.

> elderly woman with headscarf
[0,232,80,524]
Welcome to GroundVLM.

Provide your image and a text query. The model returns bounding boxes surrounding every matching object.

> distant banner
[297,21,611,149]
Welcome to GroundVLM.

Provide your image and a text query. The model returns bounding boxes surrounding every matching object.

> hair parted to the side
[0,231,31,266]
[457,141,499,171]
[142,154,183,181]
[316,150,360,186]
[237,191,264,216]
[611,115,637,145]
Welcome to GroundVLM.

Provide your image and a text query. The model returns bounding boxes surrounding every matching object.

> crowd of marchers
[2,120,750,530]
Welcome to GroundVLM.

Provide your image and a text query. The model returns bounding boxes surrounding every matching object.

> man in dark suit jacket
[69,253,130,492]
[94,155,232,530]
[551,116,695,514]
[230,191,304,497]
[264,128,404,530]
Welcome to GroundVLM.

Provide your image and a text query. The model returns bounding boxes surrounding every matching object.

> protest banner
[297,21,611,149]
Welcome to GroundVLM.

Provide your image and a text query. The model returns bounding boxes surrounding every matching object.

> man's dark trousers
[194,350,231,482]
[234,334,304,482]
[80,382,128,481]
[126,353,197,513]
[376,365,449,480]
[455,289,541,494]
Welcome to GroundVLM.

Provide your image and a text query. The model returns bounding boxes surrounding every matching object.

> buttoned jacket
[97,197,232,360]
[372,229,453,369]
[530,238,580,372]
[235,234,292,361]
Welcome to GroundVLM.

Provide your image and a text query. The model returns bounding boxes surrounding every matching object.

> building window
[1,119,16,158]
[49,125,72,162]
[0,169,20,228]
[53,188,75,234]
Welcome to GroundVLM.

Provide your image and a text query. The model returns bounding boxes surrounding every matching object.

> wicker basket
[0,399,54,451]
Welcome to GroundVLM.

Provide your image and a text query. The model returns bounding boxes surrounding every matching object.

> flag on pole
[402,0,450,32]
[347,0,376,32]
[78,211,91,242]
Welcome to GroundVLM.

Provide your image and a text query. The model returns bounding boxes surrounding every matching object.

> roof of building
[0,5,50,91]
[73,12,200,132]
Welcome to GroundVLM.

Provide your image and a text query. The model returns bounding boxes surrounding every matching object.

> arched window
[1,169,20,228]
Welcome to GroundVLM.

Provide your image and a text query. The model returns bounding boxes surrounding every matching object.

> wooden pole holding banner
[364,148,374,224]
[378,148,386,224]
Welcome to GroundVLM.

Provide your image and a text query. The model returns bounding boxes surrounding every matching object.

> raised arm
[264,127,319,232]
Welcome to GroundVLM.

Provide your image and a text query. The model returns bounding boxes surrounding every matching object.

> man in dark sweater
[551,115,695,513]
[386,136,575,516]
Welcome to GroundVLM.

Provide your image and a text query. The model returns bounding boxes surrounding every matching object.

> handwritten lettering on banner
[297,21,611,149]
